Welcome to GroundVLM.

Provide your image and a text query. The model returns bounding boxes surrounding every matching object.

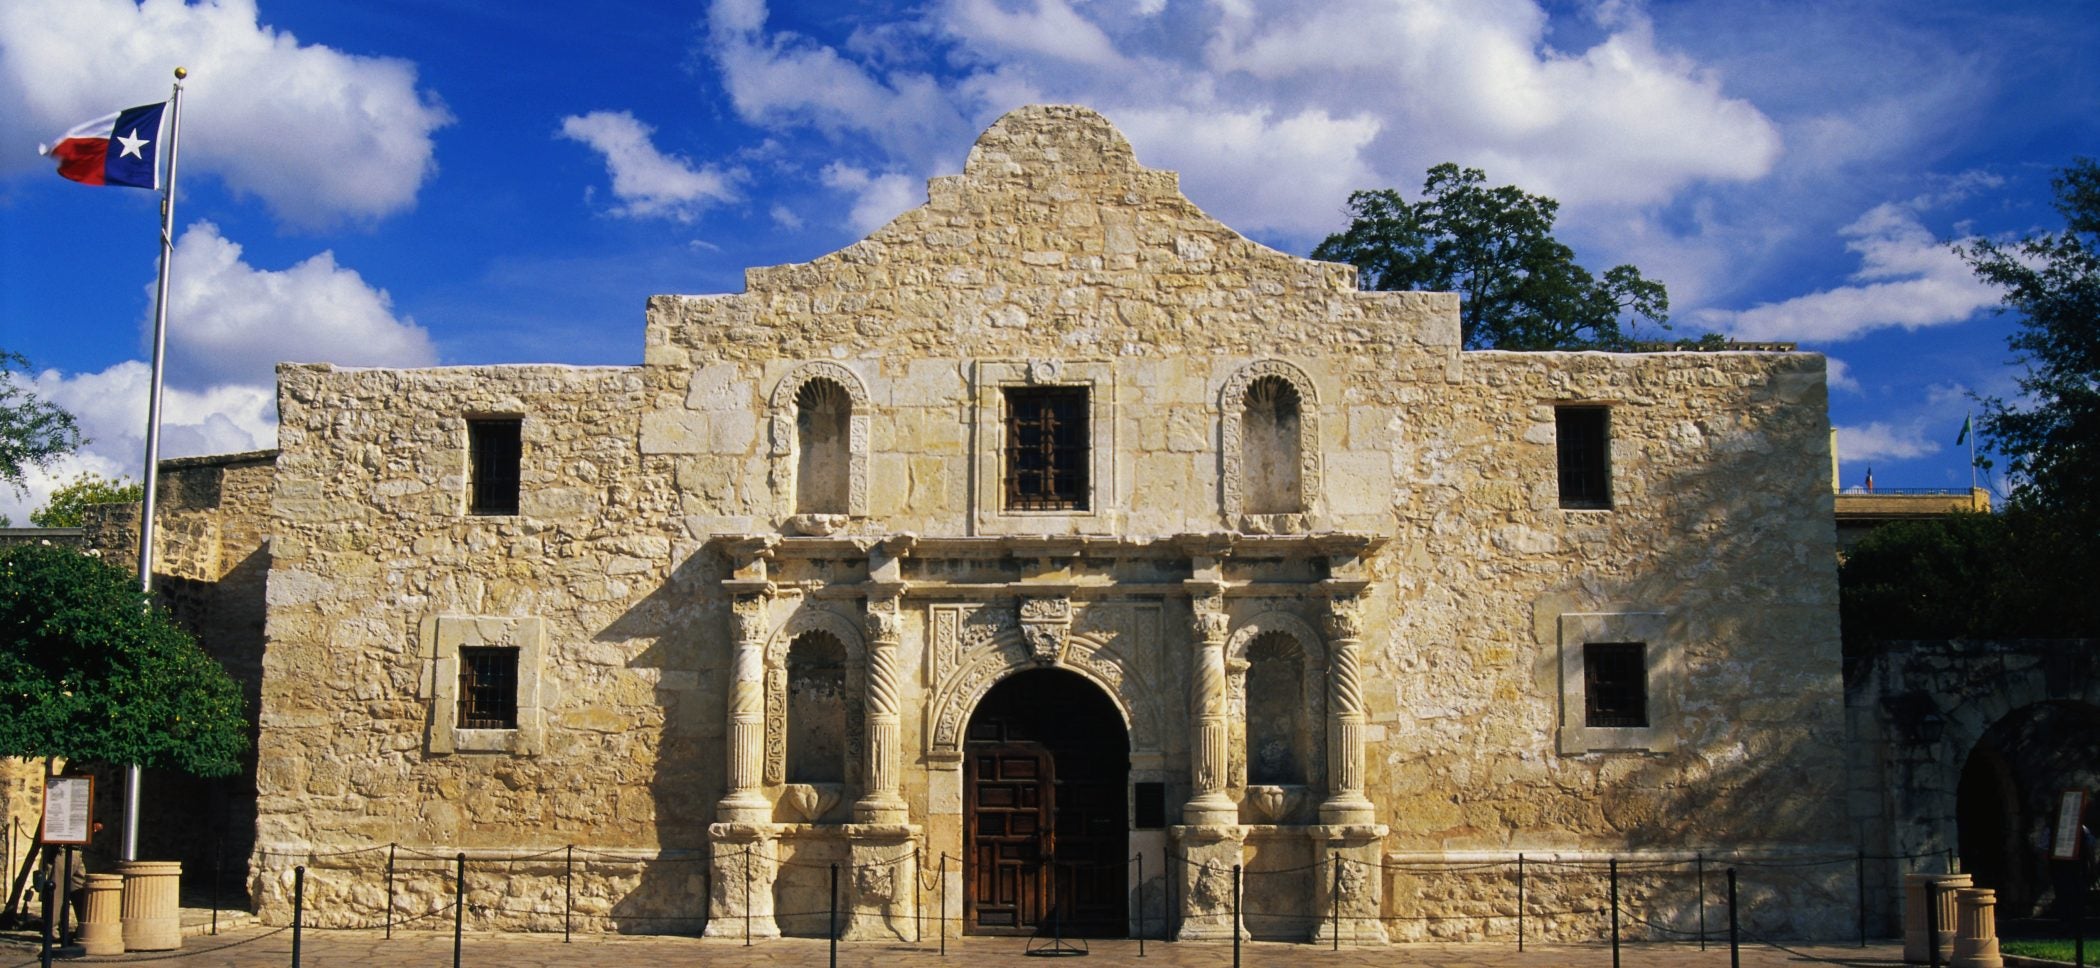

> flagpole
[1966,410,1977,493]
[124,65,186,865]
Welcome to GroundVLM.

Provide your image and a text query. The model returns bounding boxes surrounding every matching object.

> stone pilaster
[721,583,775,824]
[855,588,908,823]
[844,824,920,941]
[1308,824,1389,945]
[704,824,782,939]
[1320,591,1375,825]
[1172,824,1246,940]
[1184,582,1237,826]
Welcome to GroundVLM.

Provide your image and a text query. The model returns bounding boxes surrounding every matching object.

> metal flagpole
[1966,411,1977,493]
[124,65,186,865]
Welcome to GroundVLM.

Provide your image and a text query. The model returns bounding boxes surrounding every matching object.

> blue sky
[2,0,2094,523]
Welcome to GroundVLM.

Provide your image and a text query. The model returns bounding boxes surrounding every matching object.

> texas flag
[39,102,168,190]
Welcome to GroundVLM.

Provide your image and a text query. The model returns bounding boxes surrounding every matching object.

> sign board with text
[2052,789,2088,861]
[40,776,94,845]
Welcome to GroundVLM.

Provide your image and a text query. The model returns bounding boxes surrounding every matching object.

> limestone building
[235,105,1851,942]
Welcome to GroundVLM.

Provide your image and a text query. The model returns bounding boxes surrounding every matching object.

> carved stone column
[720,585,774,824]
[1185,583,1237,826]
[1320,592,1375,824]
[855,588,908,823]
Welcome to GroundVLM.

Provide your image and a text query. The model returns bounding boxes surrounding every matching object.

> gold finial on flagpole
[174,66,187,80]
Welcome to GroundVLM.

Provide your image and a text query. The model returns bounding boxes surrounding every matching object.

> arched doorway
[1956,700,2100,917]
[963,668,1129,937]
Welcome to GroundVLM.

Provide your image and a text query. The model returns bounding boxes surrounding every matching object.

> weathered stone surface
[210,105,1847,940]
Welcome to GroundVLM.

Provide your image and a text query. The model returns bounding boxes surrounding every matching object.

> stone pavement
[2,928,1912,968]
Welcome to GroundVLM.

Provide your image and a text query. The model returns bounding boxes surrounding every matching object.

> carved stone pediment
[1019,596,1072,665]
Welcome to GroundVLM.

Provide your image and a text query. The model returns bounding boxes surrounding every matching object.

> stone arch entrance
[1956,700,2100,916]
[962,668,1129,937]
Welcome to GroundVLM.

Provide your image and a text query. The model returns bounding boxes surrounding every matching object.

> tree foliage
[31,473,144,528]
[0,350,85,495]
[1839,511,2098,649]
[0,543,247,776]
[1313,164,1671,350]
[1957,158,2100,531]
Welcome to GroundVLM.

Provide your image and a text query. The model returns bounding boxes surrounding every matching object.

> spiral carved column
[856,591,908,823]
[1185,586,1237,826]
[720,590,774,823]
[1321,593,1375,824]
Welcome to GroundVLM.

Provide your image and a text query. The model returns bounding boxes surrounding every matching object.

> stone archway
[1956,700,2100,917]
[962,668,1130,937]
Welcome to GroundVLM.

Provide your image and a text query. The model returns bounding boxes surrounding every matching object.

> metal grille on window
[1556,406,1610,509]
[1583,642,1648,728]
[468,419,522,515]
[1004,387,1088,511]
[458,647,518,729]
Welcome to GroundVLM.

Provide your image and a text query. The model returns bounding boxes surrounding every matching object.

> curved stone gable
[645,105,1457,364]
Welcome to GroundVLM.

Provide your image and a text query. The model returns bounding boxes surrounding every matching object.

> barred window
[1583,642,1648,728]
[1556,406,1610,510]
[458,647,519,729]
[1004,387,1088,511]
[468,418,522,515]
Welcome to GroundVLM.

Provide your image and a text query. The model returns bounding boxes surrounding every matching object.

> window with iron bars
[458,647,519,729]
[1583,642,1648,728]
[467,418,522,515]
[1003,387,1088,511]
[1556,406,1611,510]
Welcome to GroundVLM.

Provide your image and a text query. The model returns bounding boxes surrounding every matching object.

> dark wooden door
[966,744,1053,933]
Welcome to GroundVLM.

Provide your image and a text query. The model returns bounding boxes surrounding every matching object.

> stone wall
[247,105,1850,941]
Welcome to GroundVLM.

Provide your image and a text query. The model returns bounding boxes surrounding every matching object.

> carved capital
[1325,595,1366,641]
[732,593,772,645]
[1191,591,1228,644]
[863,595,903,643]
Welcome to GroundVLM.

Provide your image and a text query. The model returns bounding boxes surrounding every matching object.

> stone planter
[119,861,182,952]
[80,873,124,955]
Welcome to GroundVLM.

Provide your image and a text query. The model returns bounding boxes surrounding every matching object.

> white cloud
[0,361,276,526]
[699,0,1782,239]
[820,163,920,234]
[1826,357,1859,394]
[0,0,451,227]
[163,221,436,389]
[1695,202,2000,343]
[1835,421,1941,463]
[559,111,738,222]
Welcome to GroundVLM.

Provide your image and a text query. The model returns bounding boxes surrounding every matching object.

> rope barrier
[1,924,292,966]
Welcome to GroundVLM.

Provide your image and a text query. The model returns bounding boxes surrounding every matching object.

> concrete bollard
[1951,887,2002,968]
[1903,872,1970,964]
[79,873,125,955]
[119,861,184,951]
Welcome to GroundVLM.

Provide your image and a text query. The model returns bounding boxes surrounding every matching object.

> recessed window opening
[1556,406,1611,510]
[1242,376,1303,514]
[1584,642,1648,728]
[458,647,519,729]
[787,630,848,783]
[1004,386,1089,511]
[1245,632,1309,784]
[795,378,851,514]
[467,418,522,515]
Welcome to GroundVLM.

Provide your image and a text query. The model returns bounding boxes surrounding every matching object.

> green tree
[1840,510,2098,648]
[0,543,247,776]
[1313,164,1671,350]
[1957,158,2100,531]
[30,473,144,528]
[0,350,85,495]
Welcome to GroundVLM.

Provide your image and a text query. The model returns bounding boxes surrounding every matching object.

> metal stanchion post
[1232,864,1242,968]
[58,847,72,947]
[454,852,466,968]
[385,843,396,940]
[1609,857,1620,968]
[293,864,306,968]
[37,867,52,968]
[1727,868,1739,968]
[2071,872,2084,968]
[1698,852,1707,951]
[941,852,949,957]
[1928,878,1942,968]
[1137,852,1145,957]
[564,844,574,943]
[1856,848,1867,947]
[212,831,223,936]
[1332,852,1341,951]
[829,863,839,968]
[744,845,752,947]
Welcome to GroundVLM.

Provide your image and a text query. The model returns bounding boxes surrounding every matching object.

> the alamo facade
[204,105,1853,942]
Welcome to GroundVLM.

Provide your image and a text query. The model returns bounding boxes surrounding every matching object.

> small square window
[1004,387,1088,511]
[1556,406,1611,510]
[468,418,521,515]
[458,647,519,729]
[1583,642,1648,728]
[1133,782,1167,829]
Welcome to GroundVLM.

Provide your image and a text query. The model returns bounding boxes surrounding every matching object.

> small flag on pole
[1865,466,1875,493]
[38,102,169,190]
[1956,415,1971,445]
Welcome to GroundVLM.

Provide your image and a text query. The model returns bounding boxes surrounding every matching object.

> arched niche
[768,362,871,532]
[763,605,867,790]
[1225,611,1328,802]
[1220,360,1322,533]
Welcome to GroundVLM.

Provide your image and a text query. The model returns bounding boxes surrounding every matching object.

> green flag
[1956,415,1971,445]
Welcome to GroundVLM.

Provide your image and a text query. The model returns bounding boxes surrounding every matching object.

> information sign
[2052,789,2088,861]
[40,775,95,846]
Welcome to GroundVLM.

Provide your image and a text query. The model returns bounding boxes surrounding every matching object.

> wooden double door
[963,670,1128,936]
